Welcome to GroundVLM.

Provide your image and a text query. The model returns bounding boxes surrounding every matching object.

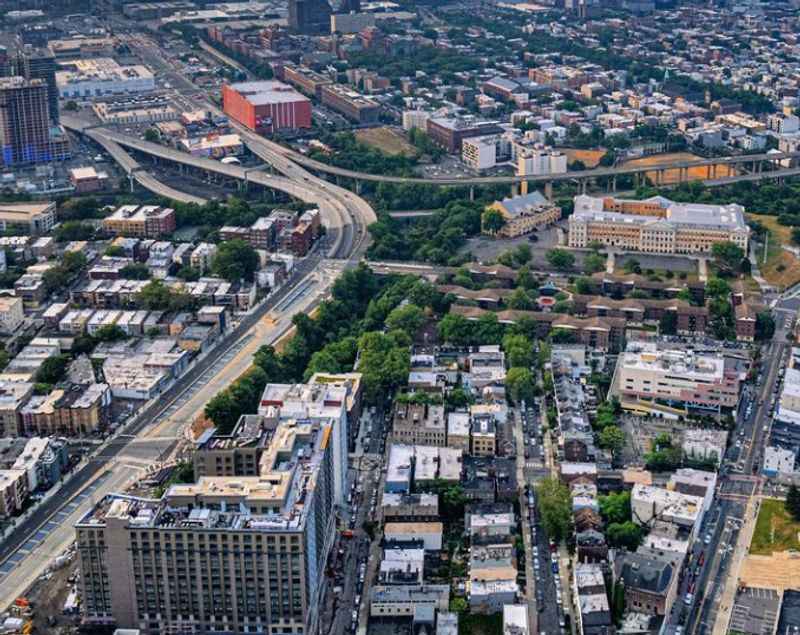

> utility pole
[763,231,768,265]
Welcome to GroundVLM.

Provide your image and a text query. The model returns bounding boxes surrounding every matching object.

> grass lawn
[750,498,800,555]
[746,213,800,290]
[355,127,417,157]
[458,612,503,635]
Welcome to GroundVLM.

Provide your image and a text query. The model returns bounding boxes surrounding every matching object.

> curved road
[63,116,377,261]
[0,118,379,612]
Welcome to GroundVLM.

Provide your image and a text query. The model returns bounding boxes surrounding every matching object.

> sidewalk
[712,493,761,635]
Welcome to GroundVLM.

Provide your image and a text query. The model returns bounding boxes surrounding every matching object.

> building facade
[222,81,312,134]
[568,195,750,255]
[77,408,343,635]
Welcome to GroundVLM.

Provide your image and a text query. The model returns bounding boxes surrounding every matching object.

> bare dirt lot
[356,127,417,157]
[563,148,606,168]
[622,151,738,184]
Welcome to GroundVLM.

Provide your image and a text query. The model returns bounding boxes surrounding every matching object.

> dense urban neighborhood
[0,1,799,635]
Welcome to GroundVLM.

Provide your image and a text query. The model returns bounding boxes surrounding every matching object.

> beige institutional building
[568,195,750,254]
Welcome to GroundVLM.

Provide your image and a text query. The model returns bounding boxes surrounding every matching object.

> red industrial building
[222,81,312,134]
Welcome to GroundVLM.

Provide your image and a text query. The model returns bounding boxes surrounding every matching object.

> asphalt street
[0,250,339,604]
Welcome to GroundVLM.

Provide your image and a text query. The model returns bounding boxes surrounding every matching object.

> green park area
[750,498,800,555]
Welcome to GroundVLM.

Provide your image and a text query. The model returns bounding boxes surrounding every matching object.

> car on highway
[684,593,693,606]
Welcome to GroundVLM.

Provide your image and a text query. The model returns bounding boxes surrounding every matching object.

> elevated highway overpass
[64,117,377,261]
[210,129,800,188]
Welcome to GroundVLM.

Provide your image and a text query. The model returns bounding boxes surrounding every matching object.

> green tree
[503,333,534,368]
[357,331,410,404]
[536,478,573,543]
[516,265,537,290]
[120,263,151,280]
[706,276,731,298]
[212,239,259,282]
[136,280,195,311]
[599,491,631,524]
[507,367,536,404]
[606,521,644,551]
[105,245,126,257]
[481,208,506,234]
[446,387,474,410]
[712,241,745,275]
[35,354,70,385]
[513,243,532,266]
[71,335,96,356]
[42,267,69,294]
[385,303,425,337]
[659,311,677,335]
[176,265,201,281]
[508,287,535,310]
[599,425,626,457]
[94,324,127,342]
[438,313,474,345]
[755,311,775,341]
[54,221,94,242]
[575,277,594,295]
[623,258,641,274]
[786,484,800,521]
[63,251,87,274]
[144,128,159,142]
[475,312,505,345]
[584,252,605,274]
[546,248,575,271]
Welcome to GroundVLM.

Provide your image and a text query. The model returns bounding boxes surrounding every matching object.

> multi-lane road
[668,291,795,635]
[2,49,379,607]
[0,256,348,611]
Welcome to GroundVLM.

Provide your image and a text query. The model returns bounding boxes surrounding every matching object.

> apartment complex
[222,80,312,134]
[76,387,346,634]
[282,66,332,99]
[426,117,504,153]
[0,76,65,167]
[568,195,750,254]
[319,83,379,124]
[102,205,176,238]
[391,402,447,447]
[571,294,708,334]
[288,0,332,35]
[0,201,56,234]
[13,48,59,124]
[484,191,561,238]
[0,296,23,334]
[616,341,741,415]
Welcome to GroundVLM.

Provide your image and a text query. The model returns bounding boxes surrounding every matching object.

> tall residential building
[14,49,59,124]
[288,0,333,34]
[76,402,345,634]
[0,76,58,167]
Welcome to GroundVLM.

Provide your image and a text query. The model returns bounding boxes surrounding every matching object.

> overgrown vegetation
[204,266,447,432]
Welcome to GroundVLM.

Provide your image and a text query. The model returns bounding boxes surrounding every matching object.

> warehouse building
[222,80,312,134]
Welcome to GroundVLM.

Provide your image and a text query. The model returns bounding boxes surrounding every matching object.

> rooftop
[620,341,724,381]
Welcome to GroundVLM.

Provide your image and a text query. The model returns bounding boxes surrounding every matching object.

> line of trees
[204,266,449,432]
